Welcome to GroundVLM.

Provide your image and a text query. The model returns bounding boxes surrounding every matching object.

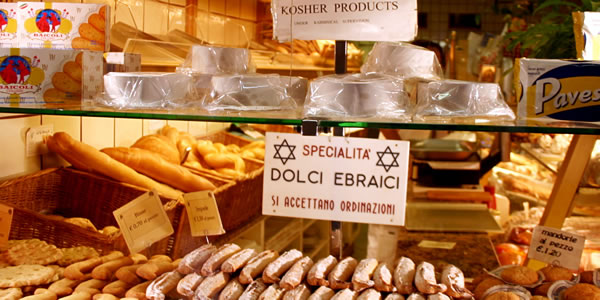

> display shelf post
[527,134,598,269]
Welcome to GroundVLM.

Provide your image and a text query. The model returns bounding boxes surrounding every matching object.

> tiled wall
[113,0,257,47]
[417,0,505,42]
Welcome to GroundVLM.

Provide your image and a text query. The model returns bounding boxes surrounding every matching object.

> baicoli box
[0,3,18,48]
[0,48,103,104]
[17,2,109,51]
[516,58,600,123]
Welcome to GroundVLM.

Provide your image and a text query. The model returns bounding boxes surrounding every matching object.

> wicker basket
[0,167,183,256]
[173,131,265,257]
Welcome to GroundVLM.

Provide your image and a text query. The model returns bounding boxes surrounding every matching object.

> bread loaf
[101,147,216,192]
[131,134,180,164]
[46,132,183,200]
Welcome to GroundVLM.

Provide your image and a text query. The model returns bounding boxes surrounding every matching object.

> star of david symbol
[273,139,296,165]
[376,146,400,172]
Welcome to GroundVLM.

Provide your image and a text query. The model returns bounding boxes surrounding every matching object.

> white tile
[226,0,240,17]
[143,0,169,34]
[209,0,225,14]
[189,121,207,136]
[0,116,42,181]
[167,120,189,132]
[143,119,167,135]
[240,0,256,21]
[115,118,143,147]
[81,117,115,150]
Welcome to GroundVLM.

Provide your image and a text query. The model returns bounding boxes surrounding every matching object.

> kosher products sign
[263,132,409,226]
[271,0,417,42]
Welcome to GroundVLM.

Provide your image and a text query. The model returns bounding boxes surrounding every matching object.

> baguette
[47,132,182,200]
[131,135,179,165]
[101,147,216,193]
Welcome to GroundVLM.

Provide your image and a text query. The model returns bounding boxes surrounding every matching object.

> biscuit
[88,14,105,32]
[63,61,82,83]
[79,23,105,44]
[64,218,97,232]
[58,246,100,267]
[75,52,84,67]
[43,88,80,103]
[0,265,56,288]
[71,37,105,52]
[484,291,520,300]
[500,266,539,285]
[99,6,106,19]
[531,296,549,300]
[540,265,573,282]
[534,282,552,296]
[0,288,22,300]
[52,72,82,94]
[99,226,120,238]
[6,239,63,266]
[563,283,600,300]
[474,277,504,300]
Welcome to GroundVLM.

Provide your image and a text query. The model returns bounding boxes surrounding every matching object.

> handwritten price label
[26,125,53,157]
[0,204,13,248]
[184,191,225,237]
[528,225,585,270]
[113,190,174,253]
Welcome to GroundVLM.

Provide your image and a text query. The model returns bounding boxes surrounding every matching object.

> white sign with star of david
[263,132,410,226]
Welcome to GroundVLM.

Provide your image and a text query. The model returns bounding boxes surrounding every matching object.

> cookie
[0,288,22,300]
[540,265,573,282]
[88,14,105,32]
[75,52,83,67]
[71,37,105,52]
[484,291,520,300]
[474,277,505,300]
[58,246,100,267]
[63,61,82,82]
[78,23,105,44]
[52,72,82,94]
[64,218,98,232]
[99,6,106,19]
[0,265,56,288]
[500,266,539,285]
[534,282,552,296]
[43,88,80,103]
[563,283,600,300]
[6,239,63,266]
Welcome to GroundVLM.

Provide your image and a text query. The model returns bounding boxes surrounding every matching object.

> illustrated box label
[263,132,409,226]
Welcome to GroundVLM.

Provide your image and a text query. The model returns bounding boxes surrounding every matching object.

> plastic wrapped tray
[415,80,516,122]
[181,44,251,74]
[304,73,410,120]
[204,74,303,111]
[361,42,443,80]
[101,72,192,108]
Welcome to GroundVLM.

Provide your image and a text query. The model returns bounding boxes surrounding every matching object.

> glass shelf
[2,102,600,134]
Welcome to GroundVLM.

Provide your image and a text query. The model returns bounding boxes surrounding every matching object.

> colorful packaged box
[0,48,103,104]
[516,58,600,122]
[17,2,109,51]
[0,3,18,48]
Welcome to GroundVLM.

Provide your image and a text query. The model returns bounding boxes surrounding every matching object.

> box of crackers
[0,3,18,48]
[17,2,109,51]
[0,48,103,104]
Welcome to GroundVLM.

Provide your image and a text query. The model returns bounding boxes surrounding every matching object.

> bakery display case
[0,0,599,299]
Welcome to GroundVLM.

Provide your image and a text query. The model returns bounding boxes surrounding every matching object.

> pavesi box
[17,2,109,51]
[0,48,103,104]
[516,58,600,123]
[0,3,18,48]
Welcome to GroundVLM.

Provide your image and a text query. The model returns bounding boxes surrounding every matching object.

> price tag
[418,240,456,250]
[113,190,174,254]
[26,125,53,157]
[528,225,585,270]
[0,204,13,248]
[184,191,225,237]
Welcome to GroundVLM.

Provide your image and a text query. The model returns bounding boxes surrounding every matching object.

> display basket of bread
[0,167,183,257]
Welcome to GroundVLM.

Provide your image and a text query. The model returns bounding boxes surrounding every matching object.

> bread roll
[131,134,180,164]
[46,132,182,200]
[101,147,216,193]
